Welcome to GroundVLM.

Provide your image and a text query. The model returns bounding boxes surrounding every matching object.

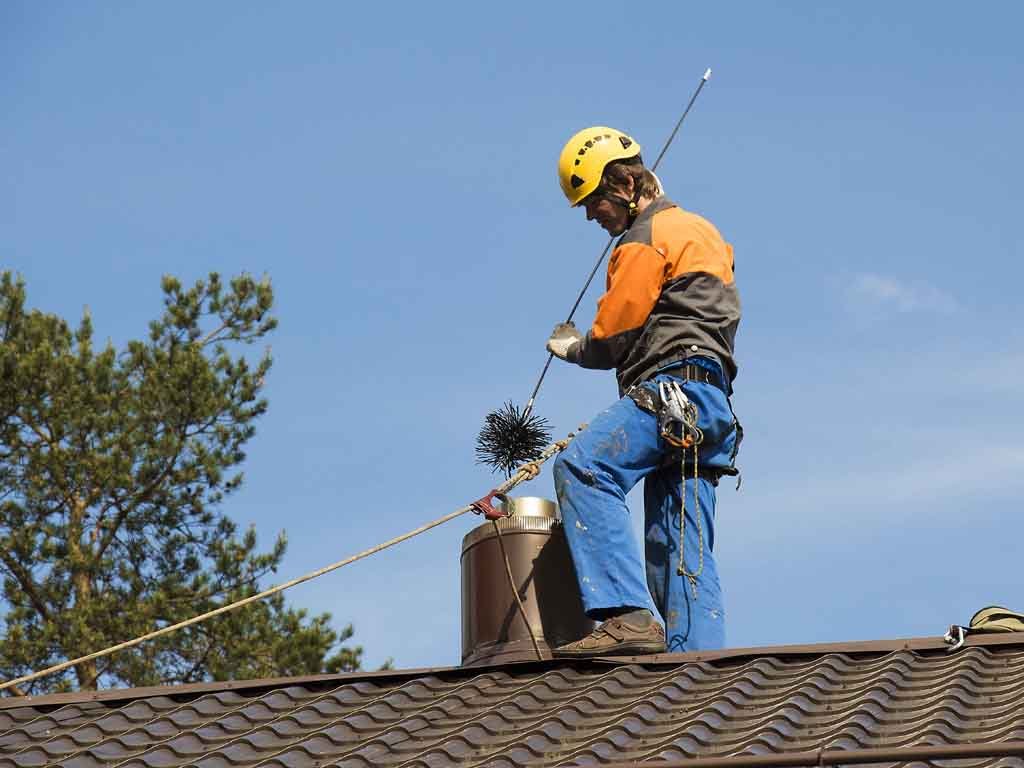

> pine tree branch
[92,498,133,564]
[183,627,217,683]
[0,550,52,622]
[13,415,79,517]
[23,419,54,446]
[199,322,230,347]
[94,435,186,562]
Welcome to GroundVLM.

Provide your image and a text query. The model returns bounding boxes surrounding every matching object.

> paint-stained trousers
[553,365,738,652]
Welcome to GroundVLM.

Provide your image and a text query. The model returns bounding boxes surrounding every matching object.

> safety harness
[625,366,741,483]
[627,378,707,598]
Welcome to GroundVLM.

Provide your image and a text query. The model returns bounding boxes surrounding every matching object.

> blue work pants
[553,369,737,652]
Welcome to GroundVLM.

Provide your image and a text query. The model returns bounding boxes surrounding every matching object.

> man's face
[582,195,630,236]
[580,176,635,236]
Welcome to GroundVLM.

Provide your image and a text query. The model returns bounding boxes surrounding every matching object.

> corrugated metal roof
[1,634,1023,767]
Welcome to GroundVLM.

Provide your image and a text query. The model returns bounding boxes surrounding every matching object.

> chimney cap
[499,496,557,519]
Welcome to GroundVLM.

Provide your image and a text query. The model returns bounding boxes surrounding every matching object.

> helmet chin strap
[597,188,643,230]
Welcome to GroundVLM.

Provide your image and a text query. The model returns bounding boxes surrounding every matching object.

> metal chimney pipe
[460,496,595,666]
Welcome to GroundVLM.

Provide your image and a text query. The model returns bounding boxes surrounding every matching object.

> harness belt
[663,363,724,390]
[626,364,723,414]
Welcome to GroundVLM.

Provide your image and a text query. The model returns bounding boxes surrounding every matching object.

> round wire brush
[475,401,552,478]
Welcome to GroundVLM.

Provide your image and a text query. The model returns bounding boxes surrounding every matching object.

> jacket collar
[619,195,675,240]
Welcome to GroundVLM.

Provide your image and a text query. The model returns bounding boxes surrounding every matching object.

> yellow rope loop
[517,461,541,481]
[678,405,704,600]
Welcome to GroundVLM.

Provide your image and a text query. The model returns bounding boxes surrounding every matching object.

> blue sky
[4,2,1023,673]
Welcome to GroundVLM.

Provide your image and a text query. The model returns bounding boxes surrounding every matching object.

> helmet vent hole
[619,136,632,149]
[570,174,585,189]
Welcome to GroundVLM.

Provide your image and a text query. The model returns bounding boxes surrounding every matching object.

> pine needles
[475,401,552,478]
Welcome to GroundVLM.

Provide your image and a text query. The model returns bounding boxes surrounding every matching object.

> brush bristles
[475,401,552,477]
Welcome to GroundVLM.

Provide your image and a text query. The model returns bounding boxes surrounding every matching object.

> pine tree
[0,271,362,695]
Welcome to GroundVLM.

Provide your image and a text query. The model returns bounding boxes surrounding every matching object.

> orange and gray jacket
[576,196,740,395]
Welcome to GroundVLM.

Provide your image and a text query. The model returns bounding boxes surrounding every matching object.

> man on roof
[547,126,741,657]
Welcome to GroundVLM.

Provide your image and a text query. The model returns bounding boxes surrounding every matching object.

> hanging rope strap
[0,428,582,695]
[674,399,705,600]
[491,521,544,661]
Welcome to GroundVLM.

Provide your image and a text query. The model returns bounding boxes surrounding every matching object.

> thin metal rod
[651,68,712,172]
[521,68,712,420]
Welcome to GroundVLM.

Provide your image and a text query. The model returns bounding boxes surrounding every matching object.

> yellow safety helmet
[557,126,642,206]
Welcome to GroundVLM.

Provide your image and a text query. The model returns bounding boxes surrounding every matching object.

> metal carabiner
[658,380,696,448]
[944,624,968,653]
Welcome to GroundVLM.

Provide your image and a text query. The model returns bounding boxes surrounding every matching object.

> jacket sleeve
[576,242,667,369]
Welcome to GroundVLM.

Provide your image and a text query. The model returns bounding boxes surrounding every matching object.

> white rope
[0,429,581,694]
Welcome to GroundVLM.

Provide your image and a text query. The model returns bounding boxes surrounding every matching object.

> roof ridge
[4,632,1024,712]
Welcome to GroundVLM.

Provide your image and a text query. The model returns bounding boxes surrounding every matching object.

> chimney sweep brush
[474,401,552,478]
[474,69,713,476]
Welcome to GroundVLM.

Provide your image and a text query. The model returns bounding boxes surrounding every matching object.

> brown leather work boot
[552,614,667,658]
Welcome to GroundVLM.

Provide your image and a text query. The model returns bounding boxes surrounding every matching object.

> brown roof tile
[2,635,1024,767]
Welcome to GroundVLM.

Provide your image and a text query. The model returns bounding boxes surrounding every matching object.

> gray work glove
[546,322,583,363]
